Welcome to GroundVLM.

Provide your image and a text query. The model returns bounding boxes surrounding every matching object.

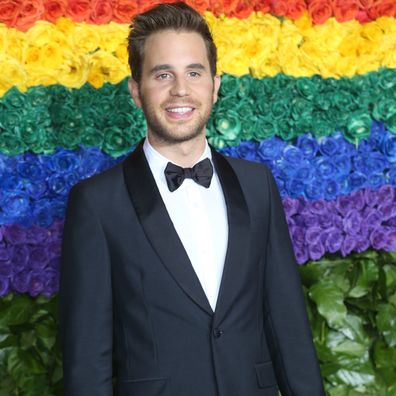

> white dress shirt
[143,138,228,311]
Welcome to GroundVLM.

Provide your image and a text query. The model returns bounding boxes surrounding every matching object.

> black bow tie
[164,158,213,192]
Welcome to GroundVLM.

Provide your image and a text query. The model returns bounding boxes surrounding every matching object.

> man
[60,3,325,396]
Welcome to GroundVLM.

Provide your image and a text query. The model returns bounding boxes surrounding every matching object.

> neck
[147,133,207,167]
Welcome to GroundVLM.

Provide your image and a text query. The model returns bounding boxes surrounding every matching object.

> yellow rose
[73,23,101,53]
[100,22,129,53]
[2,27,25,63]
[56,50,89,88]
[88,49,128,86]
[0,55,27,96]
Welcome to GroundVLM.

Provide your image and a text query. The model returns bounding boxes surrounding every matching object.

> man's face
[129,30,220,145]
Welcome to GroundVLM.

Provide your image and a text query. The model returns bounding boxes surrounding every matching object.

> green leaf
[309,280,347,329]
[376,304,396,347]
[383,265,396,293]
[348,259,379,298]
[0,295,35,327]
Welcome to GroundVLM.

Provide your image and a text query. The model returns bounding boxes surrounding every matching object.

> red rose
[90,0,112,24]
[368,0,396,19]
[44,0,67,22]
[254,0,271,13]
[332,0,359,22]
[185,0,210,14]
[221,0,239,15]
[66,0,91,22]
[356,9,371,22]
[285,0,306,19]
[307,0,333,24]
[112,0,138,23]
[15,0,44,31]
[138,0,175,14]
[0,0,20,26]
[271,0,288,15]
[357,0,374,8]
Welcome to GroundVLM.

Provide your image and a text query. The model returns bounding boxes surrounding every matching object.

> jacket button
[213,328,224,338]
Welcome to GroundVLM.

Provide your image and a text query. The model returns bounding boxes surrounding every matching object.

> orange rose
[0,0,20,26]
[185,0,210,14]
[220,0,239,15]
[254,0,270,13]
[112,0,138,23]
[368,0,396,19]
[209,0,226,15]
[44,0,67,22]
[66,0,91,22]
[356,9,371,22]
[230,0,255,18]
[285,0,306,19]
[307,0,333,24]
[357,0,374,7]
[139,0,176,14]
[90,0,112,24]
[332,0,358,22]
[271,0,288,15]
[15,0,44,31]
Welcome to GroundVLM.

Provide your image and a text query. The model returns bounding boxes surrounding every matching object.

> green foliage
[300,251,396,395]
[0,295,62,396]
[1,250,396,394]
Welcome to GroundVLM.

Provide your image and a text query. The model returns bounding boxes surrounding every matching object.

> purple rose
[43,268,59,297]
[25,225,49,244]
[289,226,305,247]
[378,185,394,206]
[336,195,356,216]
[28,270,46,296]
[370,228,386,250]
[305,226,322,245]
[323,227,343,253]
[0,277,10,296]
[363,207,383,229]
[11,245,30,271]
[341,235,357,256]
[282,197,300,217]
[354,236,370,253]
[47,257,60,271]
[350,190,366,211]
[0,261,12,277]
[29,247,49,270]
[294,246,309,265]
[343,210,363,236]
[384,229,396,251]
[309,199,327,215]
[378,203,396,221]
[3,224,27,244]
[308,240,325,261]
[47,241,61,260]
[11,270,31,293]
[319,212,334,229]
[364,188,379,208]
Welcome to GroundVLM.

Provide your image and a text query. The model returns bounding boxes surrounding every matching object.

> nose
[170,77,190,97]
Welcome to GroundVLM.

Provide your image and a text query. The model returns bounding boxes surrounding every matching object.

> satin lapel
[211,149,251,326]
[122,142,213,316]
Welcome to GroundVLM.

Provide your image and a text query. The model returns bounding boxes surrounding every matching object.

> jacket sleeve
[262,169,325,396]
[59,183,113,396]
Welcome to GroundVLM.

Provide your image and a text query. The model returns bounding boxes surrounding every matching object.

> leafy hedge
[1,250,395,395]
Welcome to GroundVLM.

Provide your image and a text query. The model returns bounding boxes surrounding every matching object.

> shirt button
[213,328,224,338]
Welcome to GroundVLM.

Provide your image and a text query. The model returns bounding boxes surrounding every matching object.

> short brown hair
[127,2,217,83]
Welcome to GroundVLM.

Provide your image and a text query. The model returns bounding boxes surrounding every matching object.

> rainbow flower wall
[1,0,396,394]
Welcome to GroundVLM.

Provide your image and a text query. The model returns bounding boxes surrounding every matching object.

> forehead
[142,30,209,70]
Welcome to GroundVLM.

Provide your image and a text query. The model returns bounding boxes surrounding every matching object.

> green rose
[295,77,317,100]
[218,74,239,98]
[214,109,241,144]
[373,97,396,122]
[103,126,133,157]
[345,111,372,144]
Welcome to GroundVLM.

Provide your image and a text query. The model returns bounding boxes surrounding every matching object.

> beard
[139,93,214,145]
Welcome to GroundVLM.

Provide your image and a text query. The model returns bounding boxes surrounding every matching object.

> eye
[156,73,172,80]
[188,71,201,78]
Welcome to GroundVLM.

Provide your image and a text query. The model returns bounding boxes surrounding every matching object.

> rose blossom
[14,0,44,31]
[307,0,333,24]
[90,0,113,24]
[44,0,67,22]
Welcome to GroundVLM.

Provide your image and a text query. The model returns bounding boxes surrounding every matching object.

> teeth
[167,107,193,113]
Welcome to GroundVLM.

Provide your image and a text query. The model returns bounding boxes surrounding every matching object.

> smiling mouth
[166,106,194,114]
[165,106,195,120]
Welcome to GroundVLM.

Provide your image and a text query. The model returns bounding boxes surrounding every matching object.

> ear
[128,78,142,109]
[212,75,221,104]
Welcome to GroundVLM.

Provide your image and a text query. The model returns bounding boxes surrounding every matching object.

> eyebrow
[149,63,207,74]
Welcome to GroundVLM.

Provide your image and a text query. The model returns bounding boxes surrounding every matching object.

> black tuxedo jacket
[60,142,325,396]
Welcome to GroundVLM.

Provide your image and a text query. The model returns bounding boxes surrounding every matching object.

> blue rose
[334,154,352,177]
[33,200,54,228]
[380,132,396,163]
[319,136,339,157]
[17,158,47,181]
[282,146,304,167]
[258,137,286,161]
[348,172,367,190]
[304,180,324,200]
[47,149,80,174]
[294,165,316,182]
[323,180,340,200]
[47,174,69,196]
[296,134,318,158]
[285,178,305,199]
[366,152,387,174]
[236,141,259,162]
[1,193,30,223]
[79,147,108,178]
[313,157,337,180]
